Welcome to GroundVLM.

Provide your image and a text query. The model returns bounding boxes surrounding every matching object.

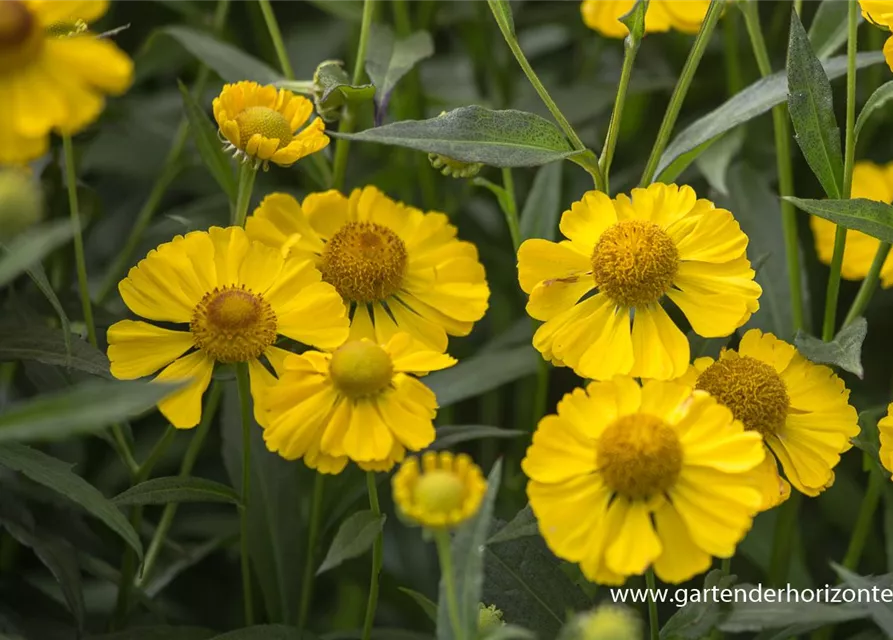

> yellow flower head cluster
[860,0,893,71]
[0,0,133,164]
[580,0,711,38]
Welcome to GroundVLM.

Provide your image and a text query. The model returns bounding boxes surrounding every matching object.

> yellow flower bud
[0,168,43,241]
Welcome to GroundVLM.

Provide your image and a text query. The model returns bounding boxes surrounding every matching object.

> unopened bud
[0,168,43,241]
[478,603,506,635]
[558,605,642,640]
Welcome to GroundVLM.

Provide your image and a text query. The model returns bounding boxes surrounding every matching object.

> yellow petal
[107,320,195,380]
[653,502,712,584]
[558,190,618,252]
[629,304,690,380]
[387,333,456,374]
[303,190,351,241]
[523,414,598,483]
[517,238,591,294]
[667,260,761,337]
[605,499,662,577]
[339,399,394,461]
[274,282,350,349]
[375,385,436,451]
[155,351,215,429]
[527,475,611,562]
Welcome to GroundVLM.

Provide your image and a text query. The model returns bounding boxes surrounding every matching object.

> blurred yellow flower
[580,0,710,38]
[213,80,330,169]
[559,605,641,640]
[107,226,349,429]
[811,161,893,285]
[247,186,490,352]
[517,183,761,381]
[877,404,893,474]
[0,0,133,164]
[258,335,455,473]
[860,0,893,70]
[523,377,764,585]
[0,167,42,240]
[392,451,487,529]
[679,329,859,509]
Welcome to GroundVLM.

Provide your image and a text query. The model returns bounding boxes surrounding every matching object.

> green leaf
[178,80,237,202]
[787,9,844,199]
[431,425,525,451]
[161,26,280,84]
[831,565,893,636]
[656,136,720,184]
[398,587,438,622]
[809,0,858,60]
[619,0,649,44]
[144,535,237,598]
[0,444,142,559]
[486,504,537,545]
[365,24,433,115]
[660,570,736,639]
[856,81,893,141]
[519,162,564,242]
[785,197,893,243]
[334,106,577,167]
[25,265,72,362]
[210,626,303,640]
[426,345,540,408]
[316,510,386,575]
[719,596,868,632]
[794,318,867,378]
[487,0,515,36]
[305,0,364,21]
[0,378,180,444]
[0,221,74,288]
[694,128,744,196]
[112,477,240,507]
[852,407,884,461]
[89,629,215,640]
[655,52,884,177]
[0,322,109,377]
[437,460,502,640]
[305,60,376,121]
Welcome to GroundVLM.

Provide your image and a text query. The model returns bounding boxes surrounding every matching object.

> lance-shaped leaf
[785,197,893,243]
[856,81,893,141]
[519,161,564,242]
[809,0,860,60]
[0,221,74,288]
[113,476,241,507]
[365,24,433,122]
[0,322,109,377]
[794,318,867,378]
[316,510,386,575]
[161,26,280,84]
[178,80,237,202]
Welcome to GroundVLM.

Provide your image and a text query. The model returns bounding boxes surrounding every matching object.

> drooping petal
[107,320,195,380]
[155,351,215,429]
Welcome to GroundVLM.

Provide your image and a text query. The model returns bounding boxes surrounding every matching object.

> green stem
[769,491,802,586]
[298,473,325,633]
[599,28,641,193]
[844,242,892,326]
[235,363,255,625]
[645,568,659,640]
[331,0,375,191]
[361,472,383,640]
[435,529,464,640]
[232,164,258,227]
[258,0,294,79]
[639,0,726,187]
[135,426,176,483]
[500,168,521,251]
[741,0,805,333]
[822,0,859,341]
[112,506,143,628]
[843,459,884,571]
[794,0,803,16]
[723,10,744,96]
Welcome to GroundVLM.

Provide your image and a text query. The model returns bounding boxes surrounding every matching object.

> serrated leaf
[793,318,867,378]
[365,25,433,119]
[112,477,240,507]
[316,510,386,575]
[210,626,303,640]
[399,587,438,622]
[486,505,537,545]
[0,221,74,288]
[0,323,109,377]
[856,81,893,141]
[787,9,844,199]
[161,26,280,84]
[178,80,237,202]
[785,197,893,243]
[0,444,142,559]
[695,128,744,196]
[430,426,525,451]
[426,345,540,408]
[831,565,893,635]
[335,106,576,167]
[519,161,564,242]
[809,0,859,60]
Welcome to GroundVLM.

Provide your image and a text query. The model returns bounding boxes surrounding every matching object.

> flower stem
[298,473,325,633]
[843,458,884,571]
[741,0,804,333]
[361,471,383,640]
[501,168,521,251]
[843,242,892,326]
[769,491,801,586]
[332,0,375,191]
[235,363,255,625]
[258,0,294,80]
[645,568,660,640]
[822,0,859,341]
[723,11,744,96]
[135,425,176,482]
[435,529,464,640]
[232,164,258,227]
[599,27,641,193]
[639,0,725,187]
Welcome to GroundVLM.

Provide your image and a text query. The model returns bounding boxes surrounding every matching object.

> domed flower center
[0,1,41,72]
[329,341,393,398]
[597,413,683,500]
[235,106,293,149]
[413,470,466,513]
[319,222,408,303]
[591,220,679,308]
[695,353,789,438]
[190,286,277,363]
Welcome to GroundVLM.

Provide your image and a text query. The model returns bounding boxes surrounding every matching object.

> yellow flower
[878,405,893,473]
[678,329,859,509]
[107,226,349,429]
[213,80,330,169]
[246,186,490,351]
[859,0,893,71]
[0,167,42,240]
[524,377,764,585]
[258,334,455,473]
[392,451,487,529]
[518,183,761,381]
[560,605,641,640]
[0,0,133,164]
[580,0,710,38]
[811,162,893,284]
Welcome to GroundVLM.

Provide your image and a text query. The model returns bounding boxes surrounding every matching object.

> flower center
[0,1,42,73]
[695,353,790,438]
[329,341,393,398]
[591,220,679,308]
[319,221,408,303]
[413,470,466,514]
[597,413,683,500]
[190,285,277,363]
[235,106,293,150]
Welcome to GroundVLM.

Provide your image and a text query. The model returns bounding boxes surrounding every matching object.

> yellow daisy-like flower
[580,0,710,38]
[877,405,893,474]
[678,329,860,509]
[0,0,133,164]
[213,80,330,170]
[258,334,455,473]
[860,0,893,71]
[246,186,490,352]
[392,451,487,529]
[811,161,893,285]
[107,226,349,429]
[523,377,764,585]
[518,183,761,381]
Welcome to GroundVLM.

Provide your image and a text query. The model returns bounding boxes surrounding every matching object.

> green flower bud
[428,152,483,179]
[478,603,506,635]
[0,168,43,242]
[558,605,642,640]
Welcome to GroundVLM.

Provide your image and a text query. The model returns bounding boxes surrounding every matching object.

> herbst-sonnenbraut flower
[107,226,349,429]
[860,0,893,71]
[246,186,490,351]
[679,329,860,509]
[524,377,764,585]
[580,0,710,38]
[518,183,761,381]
